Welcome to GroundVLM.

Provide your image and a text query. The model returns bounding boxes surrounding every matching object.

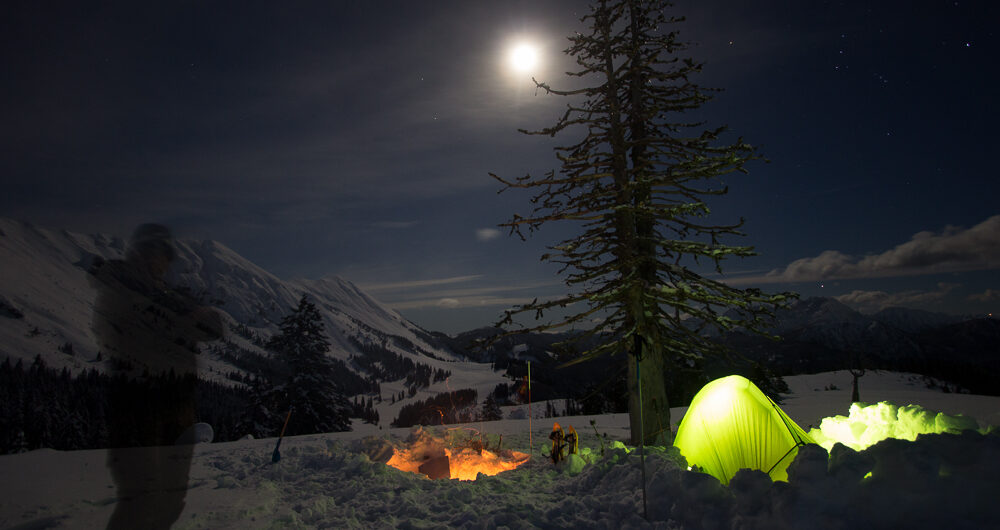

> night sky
[2,1,997,334]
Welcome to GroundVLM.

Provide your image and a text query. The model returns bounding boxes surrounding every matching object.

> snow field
[1,371,999,529]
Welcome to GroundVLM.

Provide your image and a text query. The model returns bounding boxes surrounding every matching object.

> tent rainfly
[674,375,813,485]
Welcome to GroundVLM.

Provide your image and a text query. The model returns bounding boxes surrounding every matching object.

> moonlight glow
[508,43,538,72]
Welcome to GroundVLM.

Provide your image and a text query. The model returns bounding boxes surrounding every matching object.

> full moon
[509,43,538,73]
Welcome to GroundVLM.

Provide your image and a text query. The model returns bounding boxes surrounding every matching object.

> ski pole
[527,361,532,453]
[271,407,293,463]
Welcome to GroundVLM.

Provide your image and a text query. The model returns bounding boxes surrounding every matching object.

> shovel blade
[271,438,283,463]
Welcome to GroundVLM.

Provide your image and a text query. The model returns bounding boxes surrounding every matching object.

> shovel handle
[278,407,293,438]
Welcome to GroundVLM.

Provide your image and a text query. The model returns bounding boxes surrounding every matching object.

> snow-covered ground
[2,370,999,529]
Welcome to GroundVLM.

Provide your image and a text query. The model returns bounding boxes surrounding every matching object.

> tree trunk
[628,338,672,446]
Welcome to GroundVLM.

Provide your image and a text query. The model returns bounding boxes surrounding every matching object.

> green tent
[674,375,813,485]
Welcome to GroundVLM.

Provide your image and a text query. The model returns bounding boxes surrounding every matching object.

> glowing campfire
[385,427,530,481]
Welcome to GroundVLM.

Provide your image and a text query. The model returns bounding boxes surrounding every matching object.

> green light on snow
[807,401,980,452]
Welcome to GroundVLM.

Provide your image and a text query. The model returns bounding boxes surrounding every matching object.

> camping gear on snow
[565,425,579,455]
[550,422,566,463]
[589,420,607,457]
[674,375,813,485]
[550,423,579,463]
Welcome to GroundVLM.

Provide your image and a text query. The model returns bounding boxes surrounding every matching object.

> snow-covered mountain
[0,218,465,383]
[871,306,969,334]
[770,297,919,358]
[766,297,994,361]
[720,296,999,394]
[774,297,972,338]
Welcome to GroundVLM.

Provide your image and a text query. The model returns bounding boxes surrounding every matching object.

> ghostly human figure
[89,224,222,529]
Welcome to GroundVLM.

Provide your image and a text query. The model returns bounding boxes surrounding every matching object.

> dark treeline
[489,382,513,405]
[0,355,250,454]
[208,334,375,397]
[321,357,378,397]
[205,339,274,381]
[228,321,267,348]
[351,395,380,425]
[391,388,478,428]
[348,337,449,392]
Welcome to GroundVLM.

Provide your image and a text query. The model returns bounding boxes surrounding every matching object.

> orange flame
[386,442,529,481]
[446,447,530,481]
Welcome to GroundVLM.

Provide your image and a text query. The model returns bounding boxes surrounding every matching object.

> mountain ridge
[0,218,466,387]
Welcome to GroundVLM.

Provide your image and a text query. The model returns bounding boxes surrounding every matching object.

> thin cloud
[476,228,502,241]
[436,298,461,308]
[755,215,1000,284]
[969,289,1000,303]
[391,296,537,311]
[835,283,960,313]
[378,279,566,310]
[394,280,563,299]
[358,275,483,292]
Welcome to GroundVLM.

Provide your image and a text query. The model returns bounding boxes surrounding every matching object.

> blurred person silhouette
[89,223,222,529]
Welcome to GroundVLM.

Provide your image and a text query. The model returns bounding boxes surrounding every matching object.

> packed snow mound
[174,423,215,445]
[809,401,981,452]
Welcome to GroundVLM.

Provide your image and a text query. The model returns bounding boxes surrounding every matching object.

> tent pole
[635,334,648,521]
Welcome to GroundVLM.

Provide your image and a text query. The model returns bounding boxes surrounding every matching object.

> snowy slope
[0,218,467,384]
[0,371,998,529]
[0,218,125,374]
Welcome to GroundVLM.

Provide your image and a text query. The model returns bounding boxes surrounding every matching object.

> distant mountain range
[439,297,998,397]
[2,217,996,400]
[721,297,998,394]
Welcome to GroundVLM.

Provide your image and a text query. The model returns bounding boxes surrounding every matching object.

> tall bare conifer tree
[493,0,794,445]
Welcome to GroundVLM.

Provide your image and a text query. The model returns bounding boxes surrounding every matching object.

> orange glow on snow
[386,443,529,481]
